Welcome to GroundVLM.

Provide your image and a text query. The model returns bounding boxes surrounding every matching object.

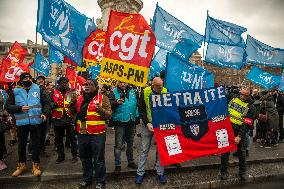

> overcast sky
[0,0,284,49]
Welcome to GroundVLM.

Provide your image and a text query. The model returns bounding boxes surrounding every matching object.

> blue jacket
[112,87,138,123]
[14,84,42,126]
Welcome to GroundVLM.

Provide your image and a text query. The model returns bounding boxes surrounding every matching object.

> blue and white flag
[165,53,214,92]
[205,15,247,47]
[34,52,50,77]
[49,45,63,64]
[246,66,281,89]
[205,43,246,69]
[37,0,96,66]
[152,4,203,61]
[149,49,168,79]
[88,65,101,79]
[246,35,284,68]
[279,70,284,92]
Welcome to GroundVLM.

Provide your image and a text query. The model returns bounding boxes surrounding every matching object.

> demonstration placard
[100,10,156,87]
[151,86,237,166]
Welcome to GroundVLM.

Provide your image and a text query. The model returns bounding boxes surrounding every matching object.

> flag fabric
[149,49,167,79]
[37,0,96,66]
[49,45,63,64]
[151,86,237,166]
[66,66,76,88]
[152,4,203,60]
[75,75,86,95]
[205,15,247,47]
[33,52,50,77]
[246,35,284,68]
[64,56,77,66]
[205,43,246,69]
[83,29,106,67]
[279,70,284,92]
[0,41,28,82]
[88,65,101,79]
[246,66,281,89]
[165,53,214,92]
[100,10,156,87]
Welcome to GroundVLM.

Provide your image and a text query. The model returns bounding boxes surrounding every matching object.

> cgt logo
[5,66,24,81]
[110,15,151,61]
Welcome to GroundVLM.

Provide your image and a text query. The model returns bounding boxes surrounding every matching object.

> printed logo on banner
[49,1,71,46]
[101,11,156,87]
[190,124,200,136]
[179,105,209,141]
[5,66,25,81]
[159,123,176,130]
[164,135,182,156]
[216,129,229,148]
[83,29,106,67]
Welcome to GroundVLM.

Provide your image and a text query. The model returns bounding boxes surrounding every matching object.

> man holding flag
[7,73,49,177]
[220,88,255,181]
[135,77,167,185]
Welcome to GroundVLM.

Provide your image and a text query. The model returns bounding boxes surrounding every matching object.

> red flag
[100,10,156,87]
[66,66,76,88]
[83,29,106,67]
[64,56,77,66]
[0,41,28,82]
[75,75,86,95]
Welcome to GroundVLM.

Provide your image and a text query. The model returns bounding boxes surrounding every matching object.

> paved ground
[1,125,284,188]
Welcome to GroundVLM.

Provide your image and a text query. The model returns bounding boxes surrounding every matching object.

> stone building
[0,40,48,63]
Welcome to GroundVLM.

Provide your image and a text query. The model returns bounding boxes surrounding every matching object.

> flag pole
[34,32,38,77]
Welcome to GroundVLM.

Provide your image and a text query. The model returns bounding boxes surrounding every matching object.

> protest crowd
[1,0,284,189]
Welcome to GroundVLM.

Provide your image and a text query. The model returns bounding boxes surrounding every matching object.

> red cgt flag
[100,10,156,87]
[0,41,28,82]
[83,29,106,67]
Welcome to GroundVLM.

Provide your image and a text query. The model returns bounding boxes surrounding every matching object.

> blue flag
[149,49,168,79]
[88,65,101,79]
[165,53,214,92]
[205,15,247,47]
[34,52,50,77]
[152,4,203,61]
[205,43,246,69]
[246,66,281,89]
[246,35,284,68]
[279,70,284,92]
[37,0,96,66]
[49,45,63,65]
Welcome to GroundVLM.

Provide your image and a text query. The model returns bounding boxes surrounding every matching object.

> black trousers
[279,114,283,140]
[17,125,41,163]
[221,137,246,175]
[0,132,5,160]
[54,123,77,157]
[40,121,48,151]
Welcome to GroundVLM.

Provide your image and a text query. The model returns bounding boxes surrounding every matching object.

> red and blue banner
[151,86,237,166]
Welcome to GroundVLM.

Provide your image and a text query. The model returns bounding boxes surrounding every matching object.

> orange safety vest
[52,89,72,119]
[76,94,106,134]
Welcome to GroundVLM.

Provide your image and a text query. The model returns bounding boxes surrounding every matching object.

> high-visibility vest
[143,86,167,123]
[52,89,72,119]
[228,97,249,125]
[76,94,106,134]
[14,84,42,126]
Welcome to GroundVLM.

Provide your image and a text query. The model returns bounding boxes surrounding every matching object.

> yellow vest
[228,97,249,125]
[143,86,167,123]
